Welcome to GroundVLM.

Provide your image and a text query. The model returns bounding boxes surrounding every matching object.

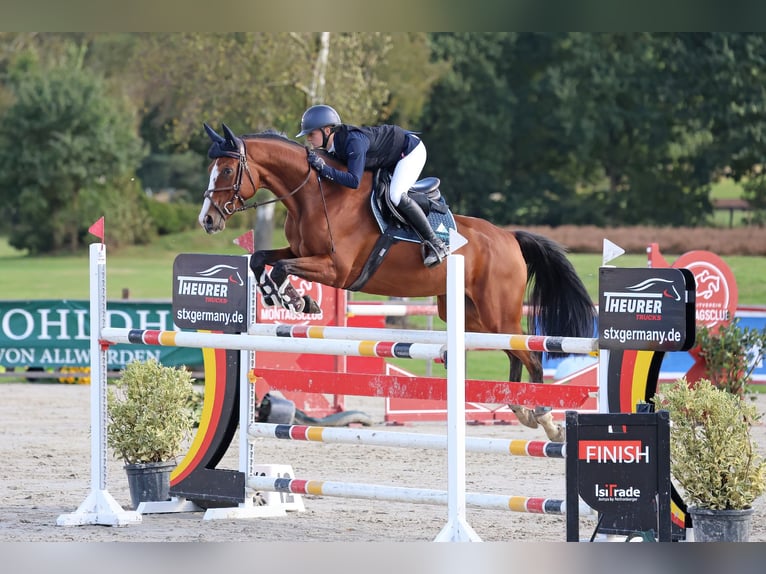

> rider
[296,104,449,268]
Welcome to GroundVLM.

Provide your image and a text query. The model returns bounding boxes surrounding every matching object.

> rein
[204,143,313,217]
[205,141,336,254]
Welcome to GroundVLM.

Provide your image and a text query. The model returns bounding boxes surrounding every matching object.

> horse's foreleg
[250,248,296,307]
[268,263,310,313]
[270,255,336,314]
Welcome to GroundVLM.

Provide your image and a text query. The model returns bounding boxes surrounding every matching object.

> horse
[198,123,596,442]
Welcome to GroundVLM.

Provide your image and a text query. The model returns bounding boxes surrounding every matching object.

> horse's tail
[513,230,596,354]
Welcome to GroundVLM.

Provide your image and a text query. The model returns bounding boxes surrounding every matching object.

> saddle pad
[370,193,456,245]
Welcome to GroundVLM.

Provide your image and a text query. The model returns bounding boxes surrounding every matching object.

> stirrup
[422,240,448,268]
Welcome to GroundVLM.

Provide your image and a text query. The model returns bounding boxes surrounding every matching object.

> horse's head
[198,123,259,234]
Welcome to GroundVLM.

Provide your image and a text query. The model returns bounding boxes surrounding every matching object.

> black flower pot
[124,461,176,509]
[688,506,754,542]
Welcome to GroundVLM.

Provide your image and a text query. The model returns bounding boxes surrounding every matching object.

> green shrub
[695,318,766,397]
[653,378,766,510]
[107,358,196,464]
[145,200,202,235]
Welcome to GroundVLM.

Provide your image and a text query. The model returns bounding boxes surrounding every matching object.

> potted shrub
[694,318,766,397]
[107,358,196,509]
[653,378,766,542]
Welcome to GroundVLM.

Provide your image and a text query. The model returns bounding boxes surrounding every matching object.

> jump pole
[247,475,594,516]
[57,243,141,527]
[99,329,445,360]
[246,323,598,354]
[249,423,566,457]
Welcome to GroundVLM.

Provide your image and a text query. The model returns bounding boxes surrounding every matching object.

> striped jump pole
[247,323,598,355]
[346,302,438,317]
[249,423,566,458]
[247,475,594,516]
[100,328,444,361]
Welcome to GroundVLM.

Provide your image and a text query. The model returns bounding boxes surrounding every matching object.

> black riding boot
[396,194,449,267]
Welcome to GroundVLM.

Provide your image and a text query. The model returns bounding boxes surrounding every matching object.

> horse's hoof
[550,426,565,442]
[544,425,565,443]
[260,294,278,307]
[508,405,539,429]
[534,411,565,442]
[303,295,321,314]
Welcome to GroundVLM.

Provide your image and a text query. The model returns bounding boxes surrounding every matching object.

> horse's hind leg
[506,345,564,442]
[533,410,564,442]
[453,296,564,442]
[503,350,542,430]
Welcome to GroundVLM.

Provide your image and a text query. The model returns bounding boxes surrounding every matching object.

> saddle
[372,168,448,225]
[345,170,456,292]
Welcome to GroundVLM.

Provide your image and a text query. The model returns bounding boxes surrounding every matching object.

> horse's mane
[241,129,303,149]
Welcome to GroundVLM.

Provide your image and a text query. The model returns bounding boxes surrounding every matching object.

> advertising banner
[598,267,696,352]
[0,300,201,370]
[172,254,249,333]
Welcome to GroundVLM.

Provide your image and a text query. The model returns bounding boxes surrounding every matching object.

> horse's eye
[222,167,234,176]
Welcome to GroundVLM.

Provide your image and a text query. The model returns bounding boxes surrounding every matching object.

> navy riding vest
[332,124,410,170]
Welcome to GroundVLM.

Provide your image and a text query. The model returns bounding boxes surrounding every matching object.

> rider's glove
[307,151,326,173]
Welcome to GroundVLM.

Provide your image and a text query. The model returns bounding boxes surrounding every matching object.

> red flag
[233,230,255,254]
[88,217,105,242]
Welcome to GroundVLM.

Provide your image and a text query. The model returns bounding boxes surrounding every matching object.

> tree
[0,44,147,253]
[672,34,766,225]
[422,33,752,227]
[109,32,446,246]
[421,33,519,219]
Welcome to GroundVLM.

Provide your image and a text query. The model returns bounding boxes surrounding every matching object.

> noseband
[204,142,314,218]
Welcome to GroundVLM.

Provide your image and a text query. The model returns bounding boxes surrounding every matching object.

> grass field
[1,230,764,304]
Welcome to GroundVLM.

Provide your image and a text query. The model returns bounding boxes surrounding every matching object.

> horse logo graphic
[671,253,737,331]
[196,264,244,286]
[694,269,720,300]
[625,278,681,301]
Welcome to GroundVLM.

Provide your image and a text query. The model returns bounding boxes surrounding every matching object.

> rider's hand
[307,151,326,173]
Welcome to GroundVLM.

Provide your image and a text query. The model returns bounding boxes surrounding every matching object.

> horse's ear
[222,123,238,145]
[204,123,225,144]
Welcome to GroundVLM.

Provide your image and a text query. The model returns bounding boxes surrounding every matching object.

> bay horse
[198,123,596,441]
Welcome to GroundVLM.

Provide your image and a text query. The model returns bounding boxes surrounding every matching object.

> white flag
[602,238,626,266]
[449,228,468,253]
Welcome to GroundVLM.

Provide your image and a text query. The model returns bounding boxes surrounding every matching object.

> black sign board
[172,254,249,333]
[599,267,695,351]
[566,411,672,542]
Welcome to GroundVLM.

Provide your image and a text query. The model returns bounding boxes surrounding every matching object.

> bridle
[203,140,314,218]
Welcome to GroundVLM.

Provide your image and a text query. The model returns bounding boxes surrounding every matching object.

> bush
[0,51,146,254]
[506,225,766,255]
[653,378,766,510]
[695,319,766,397]
[145,199,202,235]
[107,358,195,464]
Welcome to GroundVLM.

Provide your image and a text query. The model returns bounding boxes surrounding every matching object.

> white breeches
[388,140,426,206]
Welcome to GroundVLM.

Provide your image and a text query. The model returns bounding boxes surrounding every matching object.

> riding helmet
[296,105,342,137]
